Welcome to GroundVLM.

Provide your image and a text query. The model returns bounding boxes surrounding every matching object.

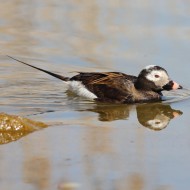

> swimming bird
[7,55,182,103]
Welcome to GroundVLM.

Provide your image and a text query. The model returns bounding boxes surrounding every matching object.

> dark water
[1,0,190,190]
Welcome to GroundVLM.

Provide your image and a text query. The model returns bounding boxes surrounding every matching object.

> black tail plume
[7,55,69,81]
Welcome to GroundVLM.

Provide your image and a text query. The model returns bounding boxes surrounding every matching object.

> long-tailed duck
[7,56,182,103]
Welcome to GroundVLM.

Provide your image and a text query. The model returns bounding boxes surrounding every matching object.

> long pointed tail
[7,55,69,81]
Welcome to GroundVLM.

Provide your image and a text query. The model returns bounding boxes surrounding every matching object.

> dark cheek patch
[162,81,174,90]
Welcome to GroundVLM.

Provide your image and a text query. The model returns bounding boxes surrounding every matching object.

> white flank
[66,81,97,99]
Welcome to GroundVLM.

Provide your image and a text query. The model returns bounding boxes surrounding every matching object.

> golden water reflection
[0,113,47,144]
[0,103,182,145]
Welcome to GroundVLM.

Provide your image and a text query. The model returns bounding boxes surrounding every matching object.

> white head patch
[145,65,156,70]
[146,115,169,130]
[143,65,170,88]
[146,70,168,82]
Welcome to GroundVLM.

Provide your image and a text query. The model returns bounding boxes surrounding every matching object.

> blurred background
[0,0,190,190]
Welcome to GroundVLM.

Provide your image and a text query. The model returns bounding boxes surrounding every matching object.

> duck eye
[155,75,160,78]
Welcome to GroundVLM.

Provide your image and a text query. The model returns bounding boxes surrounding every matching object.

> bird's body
[68,72,160,103]
[7,56,182,104]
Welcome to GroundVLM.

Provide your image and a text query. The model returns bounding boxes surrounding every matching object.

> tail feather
[7,55,69,81]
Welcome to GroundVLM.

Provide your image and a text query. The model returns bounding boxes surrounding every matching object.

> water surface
[0,0,190,190]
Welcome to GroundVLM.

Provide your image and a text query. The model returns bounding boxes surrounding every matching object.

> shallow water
[1,0,190,190]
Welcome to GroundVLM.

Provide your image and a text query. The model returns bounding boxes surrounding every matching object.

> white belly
[66,81,97,99]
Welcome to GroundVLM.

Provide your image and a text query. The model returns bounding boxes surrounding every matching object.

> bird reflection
[136,104,182,130]
[0,103,182,145]
[86,103,182,131]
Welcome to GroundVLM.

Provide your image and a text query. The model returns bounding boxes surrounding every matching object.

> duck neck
[134,78,151,91]
[133,80,162,102]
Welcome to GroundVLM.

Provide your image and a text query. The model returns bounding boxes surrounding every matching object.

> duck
[7,55,182,104]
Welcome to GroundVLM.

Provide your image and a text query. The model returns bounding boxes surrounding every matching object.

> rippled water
[1,0,190,190]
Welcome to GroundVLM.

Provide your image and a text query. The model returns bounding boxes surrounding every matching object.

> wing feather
[70,72,137,103]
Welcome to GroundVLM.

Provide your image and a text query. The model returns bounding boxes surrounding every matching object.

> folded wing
[70,72,137,103]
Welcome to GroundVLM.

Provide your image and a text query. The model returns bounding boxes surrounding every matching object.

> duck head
[135,65,182,92]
